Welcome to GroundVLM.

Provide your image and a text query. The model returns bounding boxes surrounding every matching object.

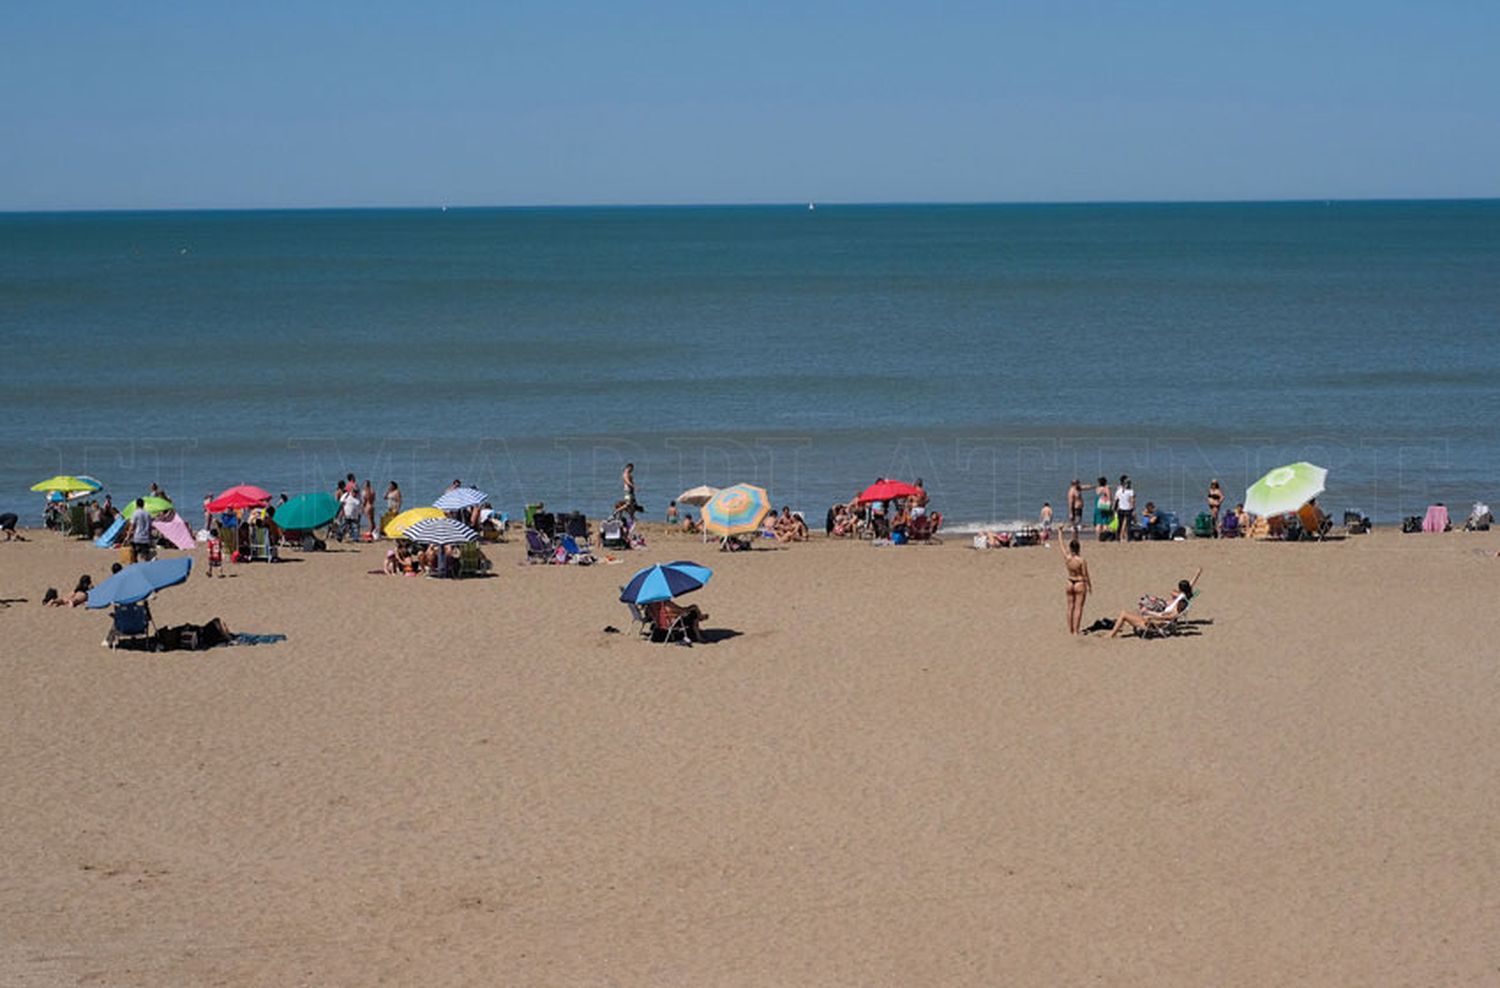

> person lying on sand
[43,575,93,608]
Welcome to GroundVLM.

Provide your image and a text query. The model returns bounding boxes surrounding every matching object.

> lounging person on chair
[647,599,707,643]
[1108,568,1201,639]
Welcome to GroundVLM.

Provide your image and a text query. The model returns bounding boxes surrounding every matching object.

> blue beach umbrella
[433,486,488,511]
[87,557,193,609]
[619,560,713,605]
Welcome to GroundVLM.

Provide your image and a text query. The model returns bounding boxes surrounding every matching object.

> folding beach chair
[525,528,555,564]
[247,525,277,562]
[218,523,240,561]
[1192,512,1216,538]
[106,602,155,650]
[458,542,487,577]
[624,600,654,640]
[1140,592,1199,639]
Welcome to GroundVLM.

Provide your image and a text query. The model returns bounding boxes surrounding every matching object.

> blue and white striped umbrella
[618,560,713,605]
[433,486,488,510]
[402,517,478,545]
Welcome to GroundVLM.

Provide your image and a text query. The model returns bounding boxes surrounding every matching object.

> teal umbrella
[275,492,339,531]
[1245,462,1327,518]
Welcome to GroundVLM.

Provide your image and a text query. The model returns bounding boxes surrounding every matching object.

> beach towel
[1422,504,1450,533]
[153,515,195,551]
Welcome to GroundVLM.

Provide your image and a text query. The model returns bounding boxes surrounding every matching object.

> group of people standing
[1064,476,1232,542]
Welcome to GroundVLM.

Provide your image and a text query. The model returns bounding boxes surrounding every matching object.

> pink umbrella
[206,485,272,512]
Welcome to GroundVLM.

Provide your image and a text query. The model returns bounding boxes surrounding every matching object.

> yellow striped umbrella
[31,475,101,494]
[701,483,772,536]
[384,506,446,538]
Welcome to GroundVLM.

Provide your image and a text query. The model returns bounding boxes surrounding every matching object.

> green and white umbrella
[1245,462,1327,517]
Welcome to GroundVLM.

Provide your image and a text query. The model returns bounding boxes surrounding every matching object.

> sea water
[3,201,1498,527]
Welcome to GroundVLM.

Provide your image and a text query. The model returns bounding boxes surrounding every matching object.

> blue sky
[3,1,1497,209]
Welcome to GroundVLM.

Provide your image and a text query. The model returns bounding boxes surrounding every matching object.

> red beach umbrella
[206,484,272,512]
[857,479,924,504]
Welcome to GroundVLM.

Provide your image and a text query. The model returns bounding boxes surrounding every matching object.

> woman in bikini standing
[1060,537,1092,635]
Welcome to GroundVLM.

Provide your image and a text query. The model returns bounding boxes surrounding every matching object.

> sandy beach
[3,526,1499,986]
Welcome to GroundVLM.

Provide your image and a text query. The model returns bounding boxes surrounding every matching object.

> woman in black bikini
[1059,537,1091,635]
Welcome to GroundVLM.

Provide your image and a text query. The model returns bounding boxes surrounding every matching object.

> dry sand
[3,525,1499,986]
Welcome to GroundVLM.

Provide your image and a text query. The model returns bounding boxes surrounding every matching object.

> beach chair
[1140,592,1198,639]
[65,503,88,538]
[247,525,276,561]
[565,512,590,546]
[907,512,943,544]
[599,518,629,550]
[106,602,155,650]
[624,600,654,640]
[1296,504,1331,541]
[1219,512,1242,538]
[642,601,690,644]
[458,542,480,577]
[525,528,555,564]
[1192,512,1216,538]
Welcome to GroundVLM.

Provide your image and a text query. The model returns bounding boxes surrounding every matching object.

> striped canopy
[384,506,445,538]
[433,486,488,510]
[701,483,771,536]
[402,517,478,545]
[619,560,713,605]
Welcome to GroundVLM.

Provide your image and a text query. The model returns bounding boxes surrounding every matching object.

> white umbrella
[677,485,719,507]
[1245,462,1327,518]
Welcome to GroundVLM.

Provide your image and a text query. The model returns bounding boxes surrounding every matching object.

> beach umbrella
[152,515,196,551]
[86,557,193,609]
[206,484,271,512]
[31,475,100,494]
[433,486,488,510]
[677,485,720,507]
[619,560,713,605]
[857,479,923,504]
[702,483,772,536]
[402,517,478,545]
[1245,462,1327,518]
[384,506,446,538]
[126,496,174,515]
[275,492,339,531]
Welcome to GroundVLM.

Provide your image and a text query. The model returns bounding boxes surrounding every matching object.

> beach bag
[1401,516,1421,534]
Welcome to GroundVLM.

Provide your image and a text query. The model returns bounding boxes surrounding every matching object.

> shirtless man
[1067,480,1084,530]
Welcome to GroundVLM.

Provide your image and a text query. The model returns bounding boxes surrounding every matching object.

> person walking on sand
[1059,537,1091,635]
[1114,476,1136,543]
[621,462,639,520]
[1206,479,1224,535]
[1039,502,1053,543]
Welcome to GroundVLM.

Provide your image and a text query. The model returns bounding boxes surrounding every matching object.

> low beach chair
[1192,512,1216,538]
[907,512,943,543]
[1140,592,1198,639]
[106,602,155,650]
[1296,504,1330,541]
[247,525,276,562]
[599,518,629,550]
[458,542,483,577]
[525,529,554,564]
[218,524,240,560]
[624,600,654,640]
[1219,512,1242,538]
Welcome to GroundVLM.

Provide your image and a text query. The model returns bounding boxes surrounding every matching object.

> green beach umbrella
[275,492,339,531]
[126,496,174,515]
[1245,462,1327,518]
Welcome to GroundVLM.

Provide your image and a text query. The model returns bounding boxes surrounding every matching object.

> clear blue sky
[3,1,1497,209]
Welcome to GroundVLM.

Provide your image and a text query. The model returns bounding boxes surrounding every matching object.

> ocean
[3,201,1498,528]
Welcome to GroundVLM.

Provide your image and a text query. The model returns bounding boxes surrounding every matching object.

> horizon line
[3,195,1499,216]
